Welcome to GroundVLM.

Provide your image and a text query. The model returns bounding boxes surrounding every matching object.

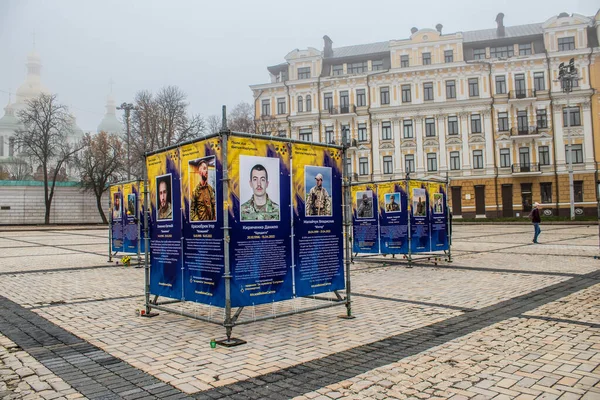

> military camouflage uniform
[191,183,216,221]
[241,195,280,221]
[386,201,400,212]
[306,186,331,216]
[357,199,373,218]
[158,203,173,220]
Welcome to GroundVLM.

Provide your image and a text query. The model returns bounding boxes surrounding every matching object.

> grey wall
[0,184,108,224]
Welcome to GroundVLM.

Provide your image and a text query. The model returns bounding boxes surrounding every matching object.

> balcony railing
[325,105,356,115]
[509,89,536,99]
[510,126,539,136]
[511,163,540,173]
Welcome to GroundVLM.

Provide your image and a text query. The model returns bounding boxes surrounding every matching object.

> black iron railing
[510,126,539,136]
[511,163,540,173]
[509,89,536,99]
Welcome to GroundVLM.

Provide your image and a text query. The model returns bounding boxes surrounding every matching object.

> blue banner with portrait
[110,185,123,253]
[378,181,409,254]
[123,181,139,254]
[292,144,345,298]
[352,184,380,253]
[227,138,293,307]
[180,139,225,307]
[428,182,449,251]
[147,149,183,300]
[409,180,430,253]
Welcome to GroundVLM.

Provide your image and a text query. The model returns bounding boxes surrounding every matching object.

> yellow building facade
[250,11,600,218]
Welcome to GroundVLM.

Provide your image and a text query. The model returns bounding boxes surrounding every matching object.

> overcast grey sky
[0,0,598,132]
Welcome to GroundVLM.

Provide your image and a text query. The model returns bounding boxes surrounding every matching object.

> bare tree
[206,114,222,135]
[255,115,283,136]
[75,131,125,223]
[228,102,255,133]
[15,93,82,224]
[129,86,205,176]
[0,158,32,180]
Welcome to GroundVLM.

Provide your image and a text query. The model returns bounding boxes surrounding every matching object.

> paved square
[1,224,599,399]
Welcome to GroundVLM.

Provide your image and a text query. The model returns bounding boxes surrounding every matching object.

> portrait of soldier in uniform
[157,175,173,221]
[112,193,122,220]
[305,168,332,217]
[190,157,216,222]
[241,163,280,221]
[412,188,427,217]
[433,194,444,214]
[356,191,373,219]
[385,194,401,213]
[127,194,136,216]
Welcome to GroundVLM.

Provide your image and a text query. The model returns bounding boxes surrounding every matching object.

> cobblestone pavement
[0,224,599,399]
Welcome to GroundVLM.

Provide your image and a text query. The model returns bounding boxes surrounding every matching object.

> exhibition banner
[428,182,449,251]
[377,181,409,254]
[227,137,293,307]
[135,181,146,253]
[292,143,345,297]
[180,139,225,306]
[409,180,430,253]
[352,183,380,253]
[147,149,183,300]
[110,184,123,252]
[122,182,138,253]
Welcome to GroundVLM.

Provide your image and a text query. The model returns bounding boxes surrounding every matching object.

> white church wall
[0,183,108,224]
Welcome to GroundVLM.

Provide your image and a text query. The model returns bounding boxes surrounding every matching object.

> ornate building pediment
[446,137,463,146]
[469,134,485,144]
[401,140,416,149]
[380,142,395,149]
[424,139,439,147]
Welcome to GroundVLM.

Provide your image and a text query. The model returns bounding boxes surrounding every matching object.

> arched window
[306,95,312,112]
[298,96,303,113]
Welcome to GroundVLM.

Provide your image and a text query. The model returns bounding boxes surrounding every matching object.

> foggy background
[0,0,598,132]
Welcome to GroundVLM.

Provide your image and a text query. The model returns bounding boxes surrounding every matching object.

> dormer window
[473,49,486,60]
[372,60,384,71]
[490,46,513,58]
[558,37,575,51]
[298,67,311,79]
[348,61,367,74]
[332,65,343,76]
[519,43,532,55]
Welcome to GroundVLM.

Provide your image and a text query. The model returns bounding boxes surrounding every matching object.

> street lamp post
[557,58,578,220]
[117,102,137,180]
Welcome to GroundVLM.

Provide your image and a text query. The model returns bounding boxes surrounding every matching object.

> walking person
[530,202,541,243]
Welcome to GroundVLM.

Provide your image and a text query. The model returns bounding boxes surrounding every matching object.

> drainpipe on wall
[586,49,598,203]
[545,49,560,216]
[253,90,264,133]
[283,64,292,136]
[318,75,322,141]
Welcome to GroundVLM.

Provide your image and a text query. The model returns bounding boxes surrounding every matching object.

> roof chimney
[410,27,418,34]
[495,13,505,37]
[435,23,443,34]
[323,35,333,58]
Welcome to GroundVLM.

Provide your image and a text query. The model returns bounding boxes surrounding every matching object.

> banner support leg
[216,110,246,346]
[340,134,355,319]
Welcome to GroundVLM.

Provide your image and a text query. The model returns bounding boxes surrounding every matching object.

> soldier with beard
[191,159,216,221]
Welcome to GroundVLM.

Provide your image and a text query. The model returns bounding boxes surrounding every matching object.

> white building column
[393,119,402,174]
[582,101,594,164]
[483,110,494,169]
[437,115,447,172]
[372,119,381,176]
[553,105,566,171]
[460,112,471,169]
[415,117,425,173]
